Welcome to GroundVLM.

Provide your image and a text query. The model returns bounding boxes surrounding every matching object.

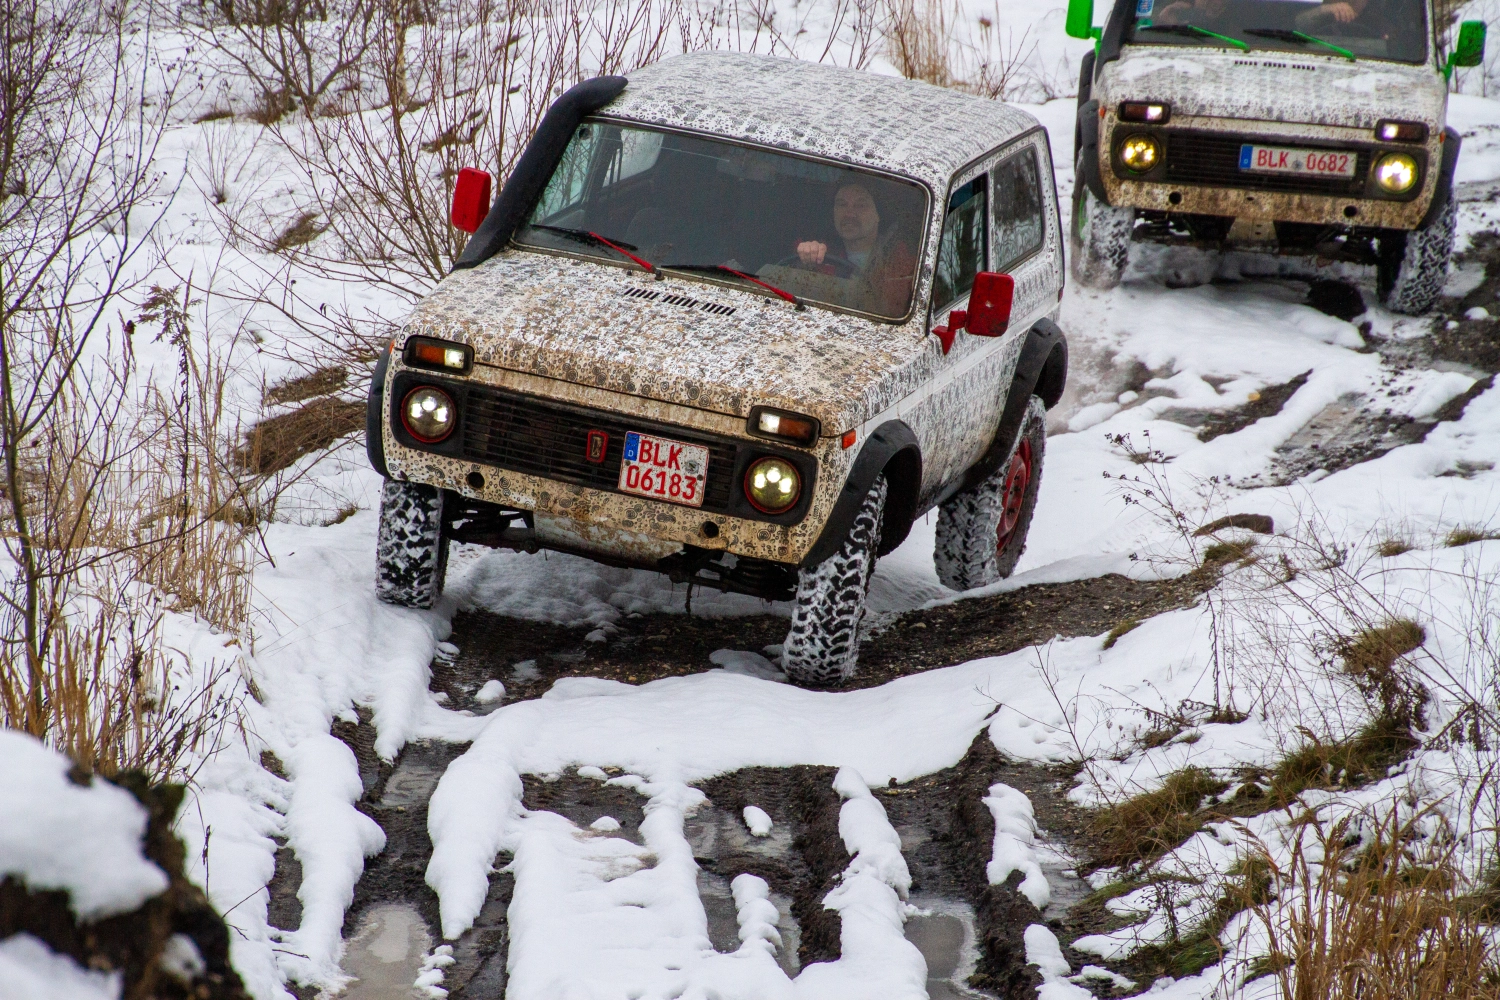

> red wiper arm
[662,262,803,307]
[715,265,801,306]
[587,231,657,274]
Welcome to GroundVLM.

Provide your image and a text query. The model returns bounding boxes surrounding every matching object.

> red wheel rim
[996,439,1033,556]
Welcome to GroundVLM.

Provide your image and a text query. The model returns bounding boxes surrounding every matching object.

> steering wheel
[772,252,859,279]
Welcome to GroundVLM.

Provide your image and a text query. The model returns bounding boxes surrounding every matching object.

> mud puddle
[340,903,431,999]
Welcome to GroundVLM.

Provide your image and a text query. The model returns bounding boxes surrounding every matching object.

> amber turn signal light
[748,406,820,446]
[1119,101,1170,124]
[404,336,473,374]
[1375,120,1428,143]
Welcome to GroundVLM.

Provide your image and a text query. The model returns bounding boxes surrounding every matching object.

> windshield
[515,121,930,320]
[1128,0,1427,63]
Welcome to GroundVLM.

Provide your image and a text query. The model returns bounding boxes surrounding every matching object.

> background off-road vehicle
[367,53,1069,685]
[1066,0,1486,313]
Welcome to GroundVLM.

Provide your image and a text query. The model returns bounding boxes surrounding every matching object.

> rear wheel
[934,397,1046,591]
[1070,166,1134,290]
[376,479,449,609]
[781,475,887,686]
[1378,196,1456,316]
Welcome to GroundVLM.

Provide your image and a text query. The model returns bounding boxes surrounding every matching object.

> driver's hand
[796,241,827,265]
[1324,1,1357,21]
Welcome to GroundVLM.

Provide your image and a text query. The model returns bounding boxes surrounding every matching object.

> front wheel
[375,479,449,609]
[934,397,1046,591]
[1377,197,1456,316]
[1070,166,1134,290]
[781,475,887,686]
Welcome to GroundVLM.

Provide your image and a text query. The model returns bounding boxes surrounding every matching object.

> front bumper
[1097,112,1442,231]
[381,360,853,567]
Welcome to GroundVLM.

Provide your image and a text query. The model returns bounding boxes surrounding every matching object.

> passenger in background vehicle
[789,182,917,316]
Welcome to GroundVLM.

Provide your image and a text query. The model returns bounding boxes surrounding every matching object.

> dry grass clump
[1445,524,1500,548]
[1102,618,1141,650]
[1203,538,1257,564]
[1267,719,1418,805]
[264,365,349,406]
[1090,767,1229,869]
[1249,807,1500,1000]
[271,210,326,252]
[235,396,364,475]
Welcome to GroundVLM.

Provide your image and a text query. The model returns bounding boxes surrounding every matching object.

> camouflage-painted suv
[368,53,1069,685]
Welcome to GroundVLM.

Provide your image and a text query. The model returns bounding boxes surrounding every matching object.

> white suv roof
[607,52,1042,192]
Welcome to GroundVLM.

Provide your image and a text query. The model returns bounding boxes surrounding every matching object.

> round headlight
[1118,134,1161,173]
[401,386,457,443]
[744,457,801,514]
[1374,152,1418,193]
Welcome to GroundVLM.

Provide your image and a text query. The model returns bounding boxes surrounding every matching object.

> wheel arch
[953,318,1068,498]
[800,421,921,567]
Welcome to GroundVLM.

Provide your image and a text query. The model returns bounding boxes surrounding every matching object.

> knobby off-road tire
[1378,196,1456,316]
[781,475,888,686]
[1070,165,1134,290]
[934,396,1046,591]
[375,479,449,609]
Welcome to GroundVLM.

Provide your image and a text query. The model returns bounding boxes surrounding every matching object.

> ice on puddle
[708,648,785,681]
[589,815,621,832]
[511,659,541,682]
[475,679,506,704]
[742,805,773,836]
[585,629,608,643]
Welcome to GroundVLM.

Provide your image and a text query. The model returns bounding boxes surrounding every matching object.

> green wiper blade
[1244,26,1355,60]
[1138,22,1251,50]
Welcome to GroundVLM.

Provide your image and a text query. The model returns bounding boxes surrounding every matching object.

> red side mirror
[967,272,1014,337]
[450,167,492,234]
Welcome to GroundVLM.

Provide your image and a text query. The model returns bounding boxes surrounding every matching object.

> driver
[792,182,916,316]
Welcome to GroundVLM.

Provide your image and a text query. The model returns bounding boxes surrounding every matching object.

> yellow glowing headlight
[744,457,801,514]
[1118,134,1160,173]
[1373,152,1418,193]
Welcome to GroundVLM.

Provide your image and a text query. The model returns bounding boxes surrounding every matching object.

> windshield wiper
[1137,22,1250,50]
[660,263,803,307]
[1244,27,1355,60]
[526,224,658,273]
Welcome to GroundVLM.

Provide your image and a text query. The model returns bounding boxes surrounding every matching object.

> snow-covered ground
[11,1,1500,997]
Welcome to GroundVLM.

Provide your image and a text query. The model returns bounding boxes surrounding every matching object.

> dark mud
[438,571,1209,703]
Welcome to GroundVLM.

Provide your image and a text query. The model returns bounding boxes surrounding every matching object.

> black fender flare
[1076,99,1108,204]
[800,421,921,568]
[452,75,629,271]
[1073,49,1096,155]
[366,341,394,478]
[954,319,1069,497]
[1418,126,1462,231]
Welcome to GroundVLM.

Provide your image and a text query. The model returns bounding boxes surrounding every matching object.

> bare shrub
[0,5,252,778]
[881,0,1043,100]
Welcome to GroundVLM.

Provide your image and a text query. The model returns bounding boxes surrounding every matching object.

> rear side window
[931,174,987,310]
[991,148,1044,273]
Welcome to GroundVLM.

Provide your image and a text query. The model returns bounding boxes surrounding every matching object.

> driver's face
[834,186,880,245]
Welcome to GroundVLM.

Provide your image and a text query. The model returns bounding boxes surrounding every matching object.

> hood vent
[1233,59,1316,71]
[620,285,737,316]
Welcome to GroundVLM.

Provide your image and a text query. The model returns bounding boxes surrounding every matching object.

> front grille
[459,385,740,513]
[1162,130,1370,197]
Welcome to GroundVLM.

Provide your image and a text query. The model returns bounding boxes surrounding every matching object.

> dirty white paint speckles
[608,52,1041,196]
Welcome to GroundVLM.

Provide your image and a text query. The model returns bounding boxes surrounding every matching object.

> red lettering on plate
[668,445,682,470]
[683,477,697,501]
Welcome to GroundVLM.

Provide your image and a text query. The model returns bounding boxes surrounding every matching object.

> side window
[991,148,1044,273]
[931,174,988,311]
[531,125,663,223]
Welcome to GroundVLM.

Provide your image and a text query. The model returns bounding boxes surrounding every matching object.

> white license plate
[1239,144,1356,179]
[618,431,708,507]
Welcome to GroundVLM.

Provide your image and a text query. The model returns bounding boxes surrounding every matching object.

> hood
[399,251,935,434]
[1100,46,1447,129]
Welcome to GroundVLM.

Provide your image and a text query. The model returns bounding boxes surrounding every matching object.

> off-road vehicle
[1066,0,1486,313]
[367,53,1069,685]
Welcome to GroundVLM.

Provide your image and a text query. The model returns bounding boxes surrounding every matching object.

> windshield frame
[510,116,937,325]
[1123,0,1429,65]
